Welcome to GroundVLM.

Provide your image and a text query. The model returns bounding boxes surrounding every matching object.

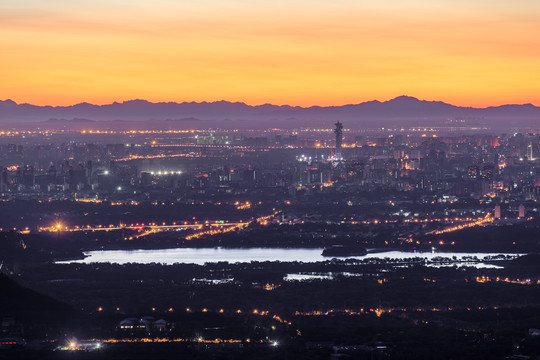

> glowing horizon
[1,0,540,107]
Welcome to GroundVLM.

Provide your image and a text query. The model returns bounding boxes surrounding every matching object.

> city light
[3,0,540,355]
[1,121,539,358]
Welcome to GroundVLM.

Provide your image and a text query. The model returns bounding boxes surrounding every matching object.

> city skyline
[1,0,540,107]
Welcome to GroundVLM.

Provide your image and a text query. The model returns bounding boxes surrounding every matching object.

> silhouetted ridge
[1,96,539,121]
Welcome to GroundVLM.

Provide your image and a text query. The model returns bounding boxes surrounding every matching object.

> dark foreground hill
[0,273,76,335]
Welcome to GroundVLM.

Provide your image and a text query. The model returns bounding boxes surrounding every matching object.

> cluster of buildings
[0,127,537,206]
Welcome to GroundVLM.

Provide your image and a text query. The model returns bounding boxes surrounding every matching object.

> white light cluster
[150,171,183,176]
[296,154,312,162]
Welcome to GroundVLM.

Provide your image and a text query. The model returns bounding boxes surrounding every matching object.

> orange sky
[1,0,540,107]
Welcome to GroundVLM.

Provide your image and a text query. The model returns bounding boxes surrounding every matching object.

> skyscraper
[527,143,534,160]
[334,121,343,160]
[519,204,525,218]
[494,205,501,219]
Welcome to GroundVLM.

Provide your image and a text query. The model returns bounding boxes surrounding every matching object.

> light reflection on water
[427,263,504,269]
[284,272,364,281]
[57,247,518,266]
[284,273,334,281]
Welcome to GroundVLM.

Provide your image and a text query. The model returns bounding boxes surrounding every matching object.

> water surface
[57,247,517,266]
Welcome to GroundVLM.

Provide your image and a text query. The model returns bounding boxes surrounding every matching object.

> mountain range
[1,96,539,126]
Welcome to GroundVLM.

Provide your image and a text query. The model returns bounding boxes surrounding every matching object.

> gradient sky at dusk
[1,0,540,107]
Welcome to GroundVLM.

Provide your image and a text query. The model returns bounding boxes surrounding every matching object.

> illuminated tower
[334,121,343,159]
[527,143,534,160]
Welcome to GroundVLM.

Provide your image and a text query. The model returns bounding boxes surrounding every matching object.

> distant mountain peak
[0,97,539,123]
[0,99,18,106]
[386,95,422,103]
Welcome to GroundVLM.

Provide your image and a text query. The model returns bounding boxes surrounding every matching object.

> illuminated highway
[34,211,283,240]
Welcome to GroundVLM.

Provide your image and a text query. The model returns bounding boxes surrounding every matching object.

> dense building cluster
[0,131,538,204]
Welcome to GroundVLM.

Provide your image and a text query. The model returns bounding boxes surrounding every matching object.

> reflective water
[57,247,518,266]
[284,273,334,281]
[284,272,364,281]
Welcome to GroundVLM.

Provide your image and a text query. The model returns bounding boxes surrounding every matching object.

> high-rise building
[0,168,7,182]
[494,205,501,219]
[481,165,494,182]
[467,165,479,179]
[22,165,35,188]
[334,121,343,159]
[527,143,534,160]
[519,204,525,218]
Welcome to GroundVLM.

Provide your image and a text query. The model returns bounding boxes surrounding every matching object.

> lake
[57,247,518,266]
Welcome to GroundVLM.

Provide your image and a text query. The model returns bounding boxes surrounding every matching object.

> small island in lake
[322,245,368,257]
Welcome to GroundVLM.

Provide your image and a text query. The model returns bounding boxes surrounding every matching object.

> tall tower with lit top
[527,143,534,161]
[334,121,343,160]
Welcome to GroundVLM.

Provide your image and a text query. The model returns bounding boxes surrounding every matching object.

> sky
[1,0,540,107]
